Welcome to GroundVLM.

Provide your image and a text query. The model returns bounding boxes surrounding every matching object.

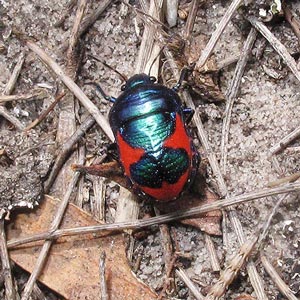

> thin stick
[3,52,25,95]
[183,0,201,40]
[154,207,174,294]
[24,92,66,131]
[0,106,25,130]
[221,28,257,172]
[259,194,288,246]
[248,16,300,82]
[79,0,112,36]
[26,40,114,141]
[1,52,26,130]
[0,90,46,104]
[91,177,106,222]
[67,0,87,63]
[205,234,220,272]
[195,0,243,70]
[20,151,85,300]
[157,255,177,300]
[176,268,204,300]
[269,125,300,155]
[283,5,300,48]
[99,251,108,300]
[0,219,17,300]
[7,181,300,249]
[260,254,298,300]
[44,114,96,193]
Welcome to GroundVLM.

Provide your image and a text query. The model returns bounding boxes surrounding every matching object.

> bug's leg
[183,107,194,124]
[86,82,116,103]
[172,63,195,92]
[106,142,119,160]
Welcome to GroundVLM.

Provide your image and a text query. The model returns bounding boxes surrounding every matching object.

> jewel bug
[94,69,199,201]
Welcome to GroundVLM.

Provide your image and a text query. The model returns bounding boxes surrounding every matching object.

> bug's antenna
[85,82,116,103]
[88,54,128,82]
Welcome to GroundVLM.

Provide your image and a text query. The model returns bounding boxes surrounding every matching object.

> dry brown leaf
[156,188,222,236]
[7,195,157,300]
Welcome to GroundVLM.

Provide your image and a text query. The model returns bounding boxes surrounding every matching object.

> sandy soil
[0,0,299,299]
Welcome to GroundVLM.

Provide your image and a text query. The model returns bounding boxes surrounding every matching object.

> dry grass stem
[0,90,46,104]
[260,254,298,300]
[183,0,201,40]
[44,114,95,193]
[3,52,25,95]
[67,0,87,63]
[248,17,300,82]
[284,5,300,48]
[195,0,243,70]
[221,28,257,172]
[0,219,17,300]
[24,92,66,131]
[269,124,300,155]
[135,0,163,75]
[259,194,288,245]
[154,207,174,294]
[91,177,106,222]
[1,52,26,130]
[79,0,113,37]
[0,106,24,130]
[165,0,178,28]
[7,181,300,249]
[175,268,204,300]
[99,251,108,300]
[205,233,220,272]
[26,41,114,141]
[20,150,85,300]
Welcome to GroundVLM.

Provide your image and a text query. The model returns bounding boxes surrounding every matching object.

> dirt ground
[0,0,300,299]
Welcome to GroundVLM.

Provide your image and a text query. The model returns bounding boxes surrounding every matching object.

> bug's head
[121,74,156,92]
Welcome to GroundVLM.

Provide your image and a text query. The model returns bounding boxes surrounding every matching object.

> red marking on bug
[163,114,192,157]
[117,114,194,201]
[141,170,189,201]
[117,132,145,177]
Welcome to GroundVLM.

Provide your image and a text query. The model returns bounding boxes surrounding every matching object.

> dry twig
[154,207,175,295]
[0,52,26,130]
[0,106,24,130]
[99,251,108,300]
[0,219,17,300]
[205,233,220,272]
[221,28,257,172]
[79,0,113,37]
[284,5,300,48]
[195,0,243,70]
[44,114,95,193]
[7,181,300,249]
[24,92,66,131]
[248,16,300,82]
[26,40,114,141]
[260,255,298,300]
[3,52,25,95]
[269,125,300,155]
[20,150,85,300]
[176,267,204,300]
[0,90,46,104]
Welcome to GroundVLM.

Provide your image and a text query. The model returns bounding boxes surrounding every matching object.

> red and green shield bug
[95,69,199,201]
